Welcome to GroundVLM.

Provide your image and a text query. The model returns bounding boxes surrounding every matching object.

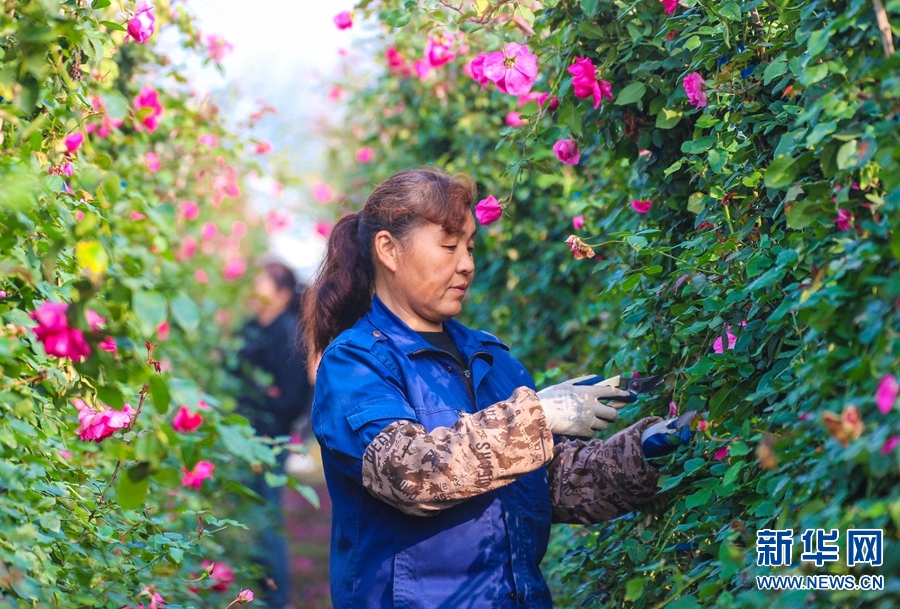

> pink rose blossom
[713,326,738,353]
[505,112,527,127]
[205,34,233,62]
[835,208,852,231]
[76,210,84,221]
[200,222,218,240]
[182,461,215,489]
[413,59,433,81]
[30,302,91,361]
[85,96,123,139]
[127,0,155,43]
[179,200,199,220]
[881,436,900,456]
[194,269,209,283]
[255,141,272,155]
[698,420,708,432]
[74,399,135,443]
[683,72,707,108]
[334,11,352,30]
[202,561,234,592]
[64,132,84,153]
[130,211,147,220]
[315,221,333,238]
[714,446,730,460]
[355,146,374,163]
[98,335,118,356]
[537,93,559,111]
[631,199,652,214]
[144,152,161,173]
[156,320,170,341]
[59,449,73,460]
[668,401,679,418]
[475,195,503,225]
[172,406,203,433]
[876,374,899,414]
[266,209,291,234]
[231,220,247,238]
[553,139,580,165]
[482,43,539,96]
[424,31,457,67]
[198,134,219,148]
[0,290,6,299]
[236,589,254,603]
[573,215,585,230]
[517,91,541,106]
[568,57,612,109]
[177,235,198,261]
[133,85,163,132]
[327,86,345,102]
[85,309,106,331]
[223,257,246,281]
[211,166,241,205]
[469,54,490,87]
[49,162,74,177]
[661,0,679,14]
[312,183,335,204]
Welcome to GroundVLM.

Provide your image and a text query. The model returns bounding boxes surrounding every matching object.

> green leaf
[381,9,411,27]
[614,82,646,106]
[687,192,707,214]
[116,471,150,510]
[99,20,126,32]
[92,0,112,8]
[800,62,828,86]
[626,235,648,251]
[836,140,858,170]
[581,0,600,17]
[625,578,645,601]
[170,293,200,333]
[578,23,605,39]
[718,1,741,20]
[685,488,712,509]
[763,55,788,85]
[786,199,818,229]
[807,29,832,58]
[133,290,167,337]
[686,357,715,376]
[667,596,701,609]
[656,108,682,129]
[729,440,750,456]
[709,386,733,420]
[150,376,171,415]
[764,155,798,189]
[684,458,706,474]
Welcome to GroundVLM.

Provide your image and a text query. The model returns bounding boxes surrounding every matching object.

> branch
[873,0,895,56]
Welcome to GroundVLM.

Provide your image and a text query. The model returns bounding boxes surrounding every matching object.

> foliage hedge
[0,2,312,606]
[322,0,900,606]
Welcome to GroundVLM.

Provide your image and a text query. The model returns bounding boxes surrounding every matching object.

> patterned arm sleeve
[362,387,554,516]
[548,416,665,525]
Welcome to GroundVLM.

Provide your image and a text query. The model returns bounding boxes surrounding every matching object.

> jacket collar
[366,294,492,365]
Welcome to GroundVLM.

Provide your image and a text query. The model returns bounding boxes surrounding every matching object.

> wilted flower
[74,399,136,443]
[30,302,91,361]
[565,235,595,260]
[172,406,203,433]
[133,85,163,132]
[683,72,707,108]
[568,57,612,109]
[127,0,155,43]
[573,215,585,230]
[505,112,526,127]
[144,152,161,173]
[835,208,852,231]
[334,11,352,30]
[631,199,652,214]
[553,139,580,165]
[64,132,84,153]
[424,31,457,67]
[474,195,502,225]
[822,405,864,447]
[182,461,215,489]
[876,374,899,414]
[482,43,539,96]
[355,146,374,163]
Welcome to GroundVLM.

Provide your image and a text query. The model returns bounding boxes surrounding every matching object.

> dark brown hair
[302,167,476,357]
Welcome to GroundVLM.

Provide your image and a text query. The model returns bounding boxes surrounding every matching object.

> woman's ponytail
[302,212,375,358]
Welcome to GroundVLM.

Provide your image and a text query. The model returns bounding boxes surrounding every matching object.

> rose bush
[0,1,313,606]
[321,0,900,606]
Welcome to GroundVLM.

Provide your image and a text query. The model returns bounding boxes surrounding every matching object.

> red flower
[172,406,203,433]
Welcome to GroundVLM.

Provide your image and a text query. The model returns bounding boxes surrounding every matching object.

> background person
[302,167,695,608]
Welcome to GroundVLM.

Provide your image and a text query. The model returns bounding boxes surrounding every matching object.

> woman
[303,168,694,608]
[235,260,312,609]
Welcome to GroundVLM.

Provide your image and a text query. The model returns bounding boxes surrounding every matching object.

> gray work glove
[537,375,636,437]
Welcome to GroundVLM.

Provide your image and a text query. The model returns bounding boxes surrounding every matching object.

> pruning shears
[572,373,665,395]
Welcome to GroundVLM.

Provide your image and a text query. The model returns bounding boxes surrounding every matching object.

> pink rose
[30,302,91,361]
[223,257,246,281]
[469,54,490,87]
[568,57,612,109]
[876,374,899,414]
[156,320,170,341]
[334,11,352,30]
[413,59,433,81]
[327,86,344,102]
[74,400,136,443]
[255,141,272,155]
[714,446,730,461]
[172,406,203,433]
[505,112,527,127]
[236,589,254,603]
[85,309,106,331]
[355,146,374,163]
[835,208,852,231]
[212,166,241,205]
[182,461,215,489]
[133,85,163,132]
[538,93,559,111]
[205,34,233,62]
[573,215,585,230]
[631,199,652,213]
[312,183,335,204]
[64,132,84,153]
[231,220,247,238]
[194,269,209,283]
[85,96,123,139]
[713,325,738,353]
[200,222,218,240]
[127,0,155,43]
[198,134,218,148]
[179,200,199,220]
[668,401,679,418]
[517,91,541,106]
[266,209,291,234]
[424,31,457,67]
[881,436,900,456]
[475,195,503,225]
[177,235,198,261]
[683,72,707,108]
[130,211,147,220]
[315,221,333,238]
[98,336,117,357]
[482,43,539,96]
[144,152,161,173]
[553,139,580,165]
[661,0,679,14]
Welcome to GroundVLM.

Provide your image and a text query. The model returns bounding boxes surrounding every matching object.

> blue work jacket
[313,295,553,608]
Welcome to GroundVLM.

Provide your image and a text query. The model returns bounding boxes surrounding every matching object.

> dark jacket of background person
[236,308,312,438]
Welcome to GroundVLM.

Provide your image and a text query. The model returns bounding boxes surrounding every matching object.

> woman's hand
[537,376,636,437]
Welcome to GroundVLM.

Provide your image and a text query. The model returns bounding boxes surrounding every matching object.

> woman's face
[384,212,476,328]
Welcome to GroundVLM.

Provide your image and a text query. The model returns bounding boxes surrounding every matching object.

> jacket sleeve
[362,386,554,516]
[548,416,664,525]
